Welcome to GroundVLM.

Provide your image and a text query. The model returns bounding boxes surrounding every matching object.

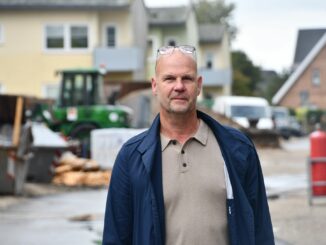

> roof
[148,6,188,27]
[0,0,130,10]
[293,28,326,66]
[272,32,326,105]
[198,24,224,43]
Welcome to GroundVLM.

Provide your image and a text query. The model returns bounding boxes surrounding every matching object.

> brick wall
[279,45,326,109]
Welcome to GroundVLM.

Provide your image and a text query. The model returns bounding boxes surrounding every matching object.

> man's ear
[151,77,157,95]
[197,76,203,95]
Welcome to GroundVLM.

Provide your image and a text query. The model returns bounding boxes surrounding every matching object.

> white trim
[0,24,4,44]
[272,32,326,104]
[102,23,117,48]
[43,22,91,54]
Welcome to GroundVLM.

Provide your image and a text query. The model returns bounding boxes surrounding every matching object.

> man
[102,45,274,245]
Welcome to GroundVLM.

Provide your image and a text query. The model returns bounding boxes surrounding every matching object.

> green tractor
[33,68,132,156]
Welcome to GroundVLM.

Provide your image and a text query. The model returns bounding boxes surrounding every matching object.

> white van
[212,96,274,130]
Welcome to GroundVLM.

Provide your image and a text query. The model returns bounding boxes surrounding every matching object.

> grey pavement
[1,136,326,245]
[0,189,107,245]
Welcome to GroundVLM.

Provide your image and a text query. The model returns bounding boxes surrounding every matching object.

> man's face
[151,50,202,115]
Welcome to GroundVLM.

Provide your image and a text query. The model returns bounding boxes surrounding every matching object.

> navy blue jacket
[103,111,275,245]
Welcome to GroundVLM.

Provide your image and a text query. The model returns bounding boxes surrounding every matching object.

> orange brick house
[272,29,326,109]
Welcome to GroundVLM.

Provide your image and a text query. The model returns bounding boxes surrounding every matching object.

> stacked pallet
[52,152,111,187]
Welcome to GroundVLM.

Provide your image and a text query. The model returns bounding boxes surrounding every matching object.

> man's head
[152,45,202,116]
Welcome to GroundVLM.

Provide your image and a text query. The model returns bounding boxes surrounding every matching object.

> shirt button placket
[180,147,188,172]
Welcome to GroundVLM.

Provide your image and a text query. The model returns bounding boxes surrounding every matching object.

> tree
[265,69,291,103]
[231,50,261,96]
[194,0,237,40]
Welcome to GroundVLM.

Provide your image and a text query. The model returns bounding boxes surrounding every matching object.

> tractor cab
[57,68,106,107]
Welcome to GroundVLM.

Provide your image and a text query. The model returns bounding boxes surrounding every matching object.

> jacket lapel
[137,115,165,245]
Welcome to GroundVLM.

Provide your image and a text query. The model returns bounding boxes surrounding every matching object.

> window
[45,24,89,51]
[70,26,88,48]
[46,25,64,49]
[299,91,309,106]
[167,39,176,46]
[0,25,4,44]
[312,68,320,86]
[106,26,116,47]
[165,37,177,47]
[147,38,155,60]
[206,52,214,69]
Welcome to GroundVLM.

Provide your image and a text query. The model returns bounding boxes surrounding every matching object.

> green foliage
[194,0,237,39]
[295,108,326,132]
[231,50,261,96]
[264,70,290,103]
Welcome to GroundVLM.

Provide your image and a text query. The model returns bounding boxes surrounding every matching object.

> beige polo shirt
[161,119,228,245]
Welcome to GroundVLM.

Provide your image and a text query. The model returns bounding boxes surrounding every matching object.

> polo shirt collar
[160,119,208,152]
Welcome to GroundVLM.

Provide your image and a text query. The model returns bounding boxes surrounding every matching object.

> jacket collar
[137,111,246,174]
[137,114,161,173]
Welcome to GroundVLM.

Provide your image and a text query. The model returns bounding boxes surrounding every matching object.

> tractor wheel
[69,123,98,158]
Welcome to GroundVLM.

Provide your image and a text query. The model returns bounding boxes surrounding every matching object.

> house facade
[147,6,232,98]
[272,29,326,109]
[197,23,232,96]
[0,0,232,99]
[0,0,148,98]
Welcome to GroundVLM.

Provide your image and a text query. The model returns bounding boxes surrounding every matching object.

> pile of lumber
[52,152,111,187]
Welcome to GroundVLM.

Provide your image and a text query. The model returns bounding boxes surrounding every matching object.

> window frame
[311,68,321,86]
[103,24,117,48]
[43,23,90,53]
[70,25,89,49]
[299,90,309,106]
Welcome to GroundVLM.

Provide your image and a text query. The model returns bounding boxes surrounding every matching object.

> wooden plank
[12,96,24,146]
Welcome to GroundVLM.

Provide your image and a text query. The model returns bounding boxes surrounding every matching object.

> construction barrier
[91,128,147,169]
[308,129,326,205]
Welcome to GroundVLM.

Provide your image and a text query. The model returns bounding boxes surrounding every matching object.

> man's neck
[160,111,199,144]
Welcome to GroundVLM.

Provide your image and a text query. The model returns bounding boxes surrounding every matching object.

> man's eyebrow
[182,74,195,79]
[162,74,176,79]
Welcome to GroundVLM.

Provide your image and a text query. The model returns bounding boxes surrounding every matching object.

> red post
[310,129,326,195]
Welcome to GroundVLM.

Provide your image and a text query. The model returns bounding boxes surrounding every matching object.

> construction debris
[52,152,111,187]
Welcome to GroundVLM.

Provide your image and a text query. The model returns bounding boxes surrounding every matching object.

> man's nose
[174,78,185,90]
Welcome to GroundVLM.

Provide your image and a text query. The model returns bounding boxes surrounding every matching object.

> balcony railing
[94,47,144,72]
[199,68,232,87]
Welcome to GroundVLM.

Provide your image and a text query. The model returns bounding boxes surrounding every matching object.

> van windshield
[230,105,268,119]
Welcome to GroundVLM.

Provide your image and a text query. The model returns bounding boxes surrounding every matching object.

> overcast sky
[145,0,326,73]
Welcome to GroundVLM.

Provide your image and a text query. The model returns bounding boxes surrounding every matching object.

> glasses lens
[179,45,196,54]
[158,46,174,55]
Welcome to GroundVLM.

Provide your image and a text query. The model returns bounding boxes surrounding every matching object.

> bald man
[102,45,274,245]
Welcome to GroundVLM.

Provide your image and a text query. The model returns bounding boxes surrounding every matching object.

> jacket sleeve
[245,146,275,245]
[102,146,133,245]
